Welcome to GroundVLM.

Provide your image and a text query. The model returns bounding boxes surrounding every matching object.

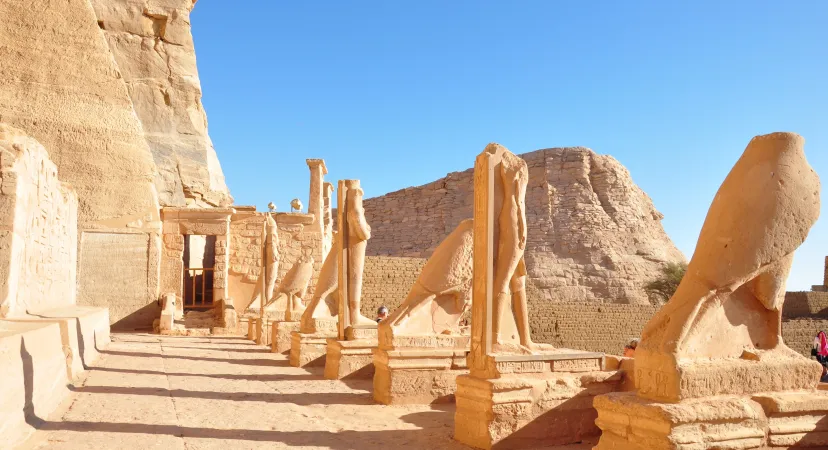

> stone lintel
[273,212,315,225]
[161,207,235,221]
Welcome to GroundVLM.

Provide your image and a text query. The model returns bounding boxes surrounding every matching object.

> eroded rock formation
[92,0,232,207]
[361,147,685,304]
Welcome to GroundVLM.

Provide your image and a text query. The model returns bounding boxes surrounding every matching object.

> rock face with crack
[360,147,685,305]
[92,0,232,207]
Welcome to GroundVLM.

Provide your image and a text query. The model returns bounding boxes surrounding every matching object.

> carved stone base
[454,368,620,449]
[289,332,333,367]
[755,391,828,448]
[324,337,377,380]
[246,318,256,341]
[594,390,828,449]
[373,335,470,405]
[270,321,299,354]
[255,318,271,345]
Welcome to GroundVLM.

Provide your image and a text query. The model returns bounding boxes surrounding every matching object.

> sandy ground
[23,333,595,450]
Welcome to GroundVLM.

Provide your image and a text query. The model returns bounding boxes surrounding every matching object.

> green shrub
[645,262,687,305]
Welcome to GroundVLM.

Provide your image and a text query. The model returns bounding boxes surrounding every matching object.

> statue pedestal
[373,335,470,405]
[289,318,338,368]
[324,326,378,380]
[453,350,617,450]
[594,356,828,449]
[271,321,299,354]
[594,390,828,449]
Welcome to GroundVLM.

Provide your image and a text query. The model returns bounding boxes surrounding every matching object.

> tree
[645,262,687,305]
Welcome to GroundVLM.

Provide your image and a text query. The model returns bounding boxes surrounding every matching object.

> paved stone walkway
[25,333,593,449]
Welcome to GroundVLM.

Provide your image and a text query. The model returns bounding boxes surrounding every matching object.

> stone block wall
[359,256,427,318]
[0,125,78,317]
[783,291,828,318]
[228,212,324,312]
[357,147,686,305]
[527,302,659,355]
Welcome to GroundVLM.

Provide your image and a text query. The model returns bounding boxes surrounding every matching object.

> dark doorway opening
[182,235,216,310]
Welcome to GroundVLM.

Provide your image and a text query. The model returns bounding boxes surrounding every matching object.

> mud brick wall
[527,302,659,354]
[783,291,828,318]
[0,126,79,317]
[782,318,828,357]
[359,256,427,318]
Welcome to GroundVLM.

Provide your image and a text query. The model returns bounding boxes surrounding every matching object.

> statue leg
[511,278,534,349]
[349,241,376,326]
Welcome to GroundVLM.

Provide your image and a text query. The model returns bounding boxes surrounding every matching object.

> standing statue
[636,132,821,401]
[300,231,339,333]
[382,219,474,336]
[263,254,315,321]
[264,213,280,303]
[340,181,375,329]
[490,147,533,349]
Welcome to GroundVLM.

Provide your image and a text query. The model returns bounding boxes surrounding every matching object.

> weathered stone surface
[0,126,78,318]
[0,0,160,227]
[91,0,232,207]
[358,147,685,305]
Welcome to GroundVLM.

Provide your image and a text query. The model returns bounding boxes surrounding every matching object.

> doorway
[182,234,216,310]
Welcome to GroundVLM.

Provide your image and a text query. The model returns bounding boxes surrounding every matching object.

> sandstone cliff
[92,0,232,207]
[0,0,161,227]
[361,147,686,305]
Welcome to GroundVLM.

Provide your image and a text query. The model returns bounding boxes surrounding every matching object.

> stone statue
[290,198,303,212]
[300,231,339,333]
[382,219,473,336]
[636,132,821,401]
[338,180,375,330]
[490,145,533,350]
[263,254,315,321]
[264,213,280,303]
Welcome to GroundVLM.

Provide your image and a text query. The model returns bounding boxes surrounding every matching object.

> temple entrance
[182,234,217,310]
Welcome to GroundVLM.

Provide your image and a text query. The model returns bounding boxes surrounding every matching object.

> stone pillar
[824,255,828,288]
[306,158,327,232]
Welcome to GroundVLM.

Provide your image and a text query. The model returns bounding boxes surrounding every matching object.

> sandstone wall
[0,0,169,328]
[360,256,428,319]
[229,212,324,312]
[0,126,79,317]
[360,147,686,305]
[91,0,231,207]
[0,0,160,227]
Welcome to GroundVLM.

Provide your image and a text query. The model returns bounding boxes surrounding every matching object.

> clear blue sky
[192,1,827,291]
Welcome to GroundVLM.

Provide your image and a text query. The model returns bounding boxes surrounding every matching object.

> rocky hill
[361,147,686,305]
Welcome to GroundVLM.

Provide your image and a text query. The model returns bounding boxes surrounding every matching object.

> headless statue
[263,254,315,321]
[636,132,821,401]
[383,219,474,336]
[490,147,534,349]
[300,232,339,333]
[344,186,376,328]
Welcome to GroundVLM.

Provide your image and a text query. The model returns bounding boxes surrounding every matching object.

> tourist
[623,338,639,358]
[813,331,828,366]
[376,305,389,323]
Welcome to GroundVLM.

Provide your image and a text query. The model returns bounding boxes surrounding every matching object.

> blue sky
[192,1,827,291]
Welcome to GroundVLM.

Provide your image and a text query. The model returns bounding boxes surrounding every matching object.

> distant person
[623,338,639,358]
[813,331,828,366]
[376,306,389,323]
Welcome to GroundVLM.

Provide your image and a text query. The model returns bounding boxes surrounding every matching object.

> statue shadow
[67,385,373,406]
